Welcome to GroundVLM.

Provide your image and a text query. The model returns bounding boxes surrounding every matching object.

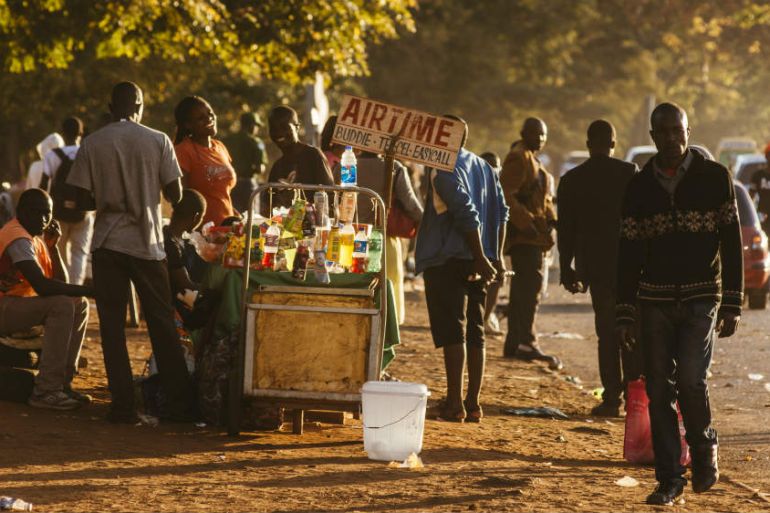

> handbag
[387,199,417,238]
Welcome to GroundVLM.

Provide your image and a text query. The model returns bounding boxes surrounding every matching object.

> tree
[358,0,770,166]
[0,0,416,180]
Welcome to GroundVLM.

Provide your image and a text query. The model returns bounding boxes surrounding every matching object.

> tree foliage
[0,0,415,82]
[359,0,770,163]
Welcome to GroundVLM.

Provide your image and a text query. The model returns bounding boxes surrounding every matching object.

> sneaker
[646,479,686,505]
[28,390,81,411]
[64,386,93,405]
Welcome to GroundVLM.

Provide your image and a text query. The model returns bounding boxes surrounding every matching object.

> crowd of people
[0,80,745,506]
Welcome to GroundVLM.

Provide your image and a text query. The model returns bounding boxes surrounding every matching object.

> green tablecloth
[194,266,399,370]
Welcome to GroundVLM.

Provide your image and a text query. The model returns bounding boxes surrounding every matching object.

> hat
[240,112,263,127]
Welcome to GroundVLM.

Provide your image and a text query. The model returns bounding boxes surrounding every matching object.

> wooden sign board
[331,94,464,171]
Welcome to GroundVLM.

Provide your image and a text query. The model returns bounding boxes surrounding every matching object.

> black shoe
[590,401,621,418]
[646,479,686,506]
[691,442,719,493]
[514,343,564,371]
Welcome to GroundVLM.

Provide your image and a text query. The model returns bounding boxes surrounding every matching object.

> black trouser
[641,300,718,483]
[504,245,543,355]
[589,282,642,405]
[231,177,256,214]
[92,248,192,417]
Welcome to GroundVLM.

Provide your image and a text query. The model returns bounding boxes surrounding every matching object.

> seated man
[164,189,216,330]
[0,189,93,410]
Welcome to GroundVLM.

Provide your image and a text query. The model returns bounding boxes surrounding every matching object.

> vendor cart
[228,183,388,435]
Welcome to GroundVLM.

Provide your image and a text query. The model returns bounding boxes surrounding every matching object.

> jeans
[92,248,192,417]
[0,295,88,394]
[590,282,642,405]
[504,245,544,355]
[58,213,94,285]
[641,300,718,483]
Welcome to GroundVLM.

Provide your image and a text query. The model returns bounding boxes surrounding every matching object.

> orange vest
[0,219,54,297]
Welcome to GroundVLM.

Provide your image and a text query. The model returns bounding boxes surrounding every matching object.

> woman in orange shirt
[173,96,237,226]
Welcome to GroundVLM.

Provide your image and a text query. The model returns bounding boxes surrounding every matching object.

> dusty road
[1,272,769,512]
[539,271,770,500]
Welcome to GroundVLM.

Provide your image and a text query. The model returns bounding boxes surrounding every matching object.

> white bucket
[361,381,430,461]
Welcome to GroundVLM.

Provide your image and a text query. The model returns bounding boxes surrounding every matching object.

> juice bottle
[339,223,355,268]
[327,226,341,263]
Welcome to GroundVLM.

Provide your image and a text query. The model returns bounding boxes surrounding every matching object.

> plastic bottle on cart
[351,229,369,273]
[327,225,342,263]
[261,223,280,270]
[313,191,329,227]
[366,228,383,272]
[340,146,357,187]
[339,223,355,268]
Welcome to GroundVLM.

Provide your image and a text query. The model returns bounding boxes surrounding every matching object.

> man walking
[41,116,93,285]
[224,112,268,213]
[557,120,640,417]
[500,117,560,369]
[617,103,742,505]
[416,117,508,422]
[68,81,193,423]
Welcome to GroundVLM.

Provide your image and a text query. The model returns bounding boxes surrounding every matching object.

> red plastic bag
[623,378,690,466]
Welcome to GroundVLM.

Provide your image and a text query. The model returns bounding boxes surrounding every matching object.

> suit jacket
[557,155,636,287]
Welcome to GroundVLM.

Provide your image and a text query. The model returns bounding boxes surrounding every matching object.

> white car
[624,145,657,168]
[625,144,715,168]
[559,150,590,177]
[716,137,758,169]
[734,154,767,187]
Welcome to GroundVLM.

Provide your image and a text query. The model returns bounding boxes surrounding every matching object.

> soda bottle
[327,226,341,263]
[339,223,355,268]
[340,146,357,187]
[366,228,383,272]
[351,229,369,273]
[292,243,310,280]
[261,223,280,270]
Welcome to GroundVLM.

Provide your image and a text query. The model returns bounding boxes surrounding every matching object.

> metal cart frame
[228,183,388,435]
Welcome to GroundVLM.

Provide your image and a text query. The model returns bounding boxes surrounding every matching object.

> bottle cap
[345,145,352,151]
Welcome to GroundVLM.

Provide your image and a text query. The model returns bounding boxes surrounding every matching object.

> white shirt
[43,144,80,186]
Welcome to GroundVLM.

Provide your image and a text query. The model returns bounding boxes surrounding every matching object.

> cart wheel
[292,409,304,435]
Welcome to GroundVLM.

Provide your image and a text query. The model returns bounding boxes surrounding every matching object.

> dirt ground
[2,278,770,512]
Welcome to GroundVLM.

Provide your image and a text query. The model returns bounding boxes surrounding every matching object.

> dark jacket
[557,155,636,287]
[615,150,743,325]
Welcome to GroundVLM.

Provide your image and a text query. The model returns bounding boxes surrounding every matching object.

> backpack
[50,148,86,223]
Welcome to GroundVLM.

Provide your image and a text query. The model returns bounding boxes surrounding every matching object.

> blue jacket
[415,148,509,274]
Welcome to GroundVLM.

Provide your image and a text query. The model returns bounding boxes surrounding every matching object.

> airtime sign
[331,94,464,171]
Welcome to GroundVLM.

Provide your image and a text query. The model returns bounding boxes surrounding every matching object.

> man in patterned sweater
[616,103,742,506]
